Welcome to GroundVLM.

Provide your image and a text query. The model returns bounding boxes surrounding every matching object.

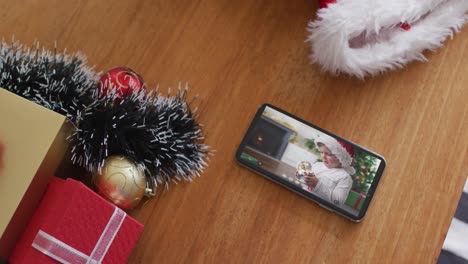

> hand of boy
[303,172,319,188]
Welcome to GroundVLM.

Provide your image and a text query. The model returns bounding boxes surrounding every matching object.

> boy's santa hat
[315,134,356,175]
[307,0,468,78]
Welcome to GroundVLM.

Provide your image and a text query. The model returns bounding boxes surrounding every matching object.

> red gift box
[9,178,143,264]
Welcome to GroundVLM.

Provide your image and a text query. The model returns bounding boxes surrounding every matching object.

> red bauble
[98,67,146,98]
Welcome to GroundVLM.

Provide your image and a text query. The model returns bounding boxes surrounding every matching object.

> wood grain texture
[1,0,467,263]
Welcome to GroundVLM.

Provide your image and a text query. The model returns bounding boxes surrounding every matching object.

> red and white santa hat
[315,134,356,175]
[308,0,468,78]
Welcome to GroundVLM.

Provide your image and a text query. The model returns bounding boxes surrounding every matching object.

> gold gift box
[0,89,72,259]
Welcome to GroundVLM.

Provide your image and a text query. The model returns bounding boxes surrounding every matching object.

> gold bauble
[94,155,146,210]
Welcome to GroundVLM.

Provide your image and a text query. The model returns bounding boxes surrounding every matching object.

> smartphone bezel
[235,103,386,222]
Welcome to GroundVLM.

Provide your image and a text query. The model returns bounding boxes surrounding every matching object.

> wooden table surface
[2,0,467,263]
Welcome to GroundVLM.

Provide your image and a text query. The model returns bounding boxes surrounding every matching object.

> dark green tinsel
[0,40,209,188]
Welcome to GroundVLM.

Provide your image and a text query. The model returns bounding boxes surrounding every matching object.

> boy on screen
[303,134,355,206]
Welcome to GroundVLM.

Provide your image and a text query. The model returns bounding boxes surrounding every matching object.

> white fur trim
[307,0,468,78]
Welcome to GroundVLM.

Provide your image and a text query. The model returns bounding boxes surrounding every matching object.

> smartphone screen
[236,104,386,221]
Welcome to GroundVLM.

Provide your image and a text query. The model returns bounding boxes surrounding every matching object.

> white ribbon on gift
[31,207,126,264]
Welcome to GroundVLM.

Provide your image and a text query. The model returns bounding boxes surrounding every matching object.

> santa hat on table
[315,134,356,175]
[307,0,468,78]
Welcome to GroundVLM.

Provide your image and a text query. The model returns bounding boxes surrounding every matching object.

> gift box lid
[0,89,71,258]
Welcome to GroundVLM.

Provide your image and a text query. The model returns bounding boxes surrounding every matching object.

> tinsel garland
[0,40,209,188]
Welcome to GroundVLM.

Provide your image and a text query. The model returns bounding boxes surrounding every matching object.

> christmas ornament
[307,0,468,78]
[296,160,312,183]
[0,40,210,193]
[98,67,146,98]
[94,155,147,210]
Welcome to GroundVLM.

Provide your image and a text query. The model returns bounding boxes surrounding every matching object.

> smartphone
[235,104,386,222]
